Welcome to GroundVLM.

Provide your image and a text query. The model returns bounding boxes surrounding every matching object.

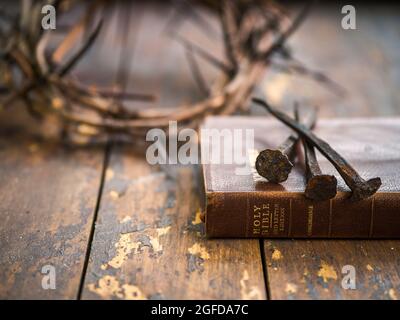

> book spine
[205,191,400,238]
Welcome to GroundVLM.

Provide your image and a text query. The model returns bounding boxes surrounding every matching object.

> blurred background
[1,1,399,143]
[1,0,400,301]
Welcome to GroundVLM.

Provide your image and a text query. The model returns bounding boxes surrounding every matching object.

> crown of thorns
[0,1,338,144]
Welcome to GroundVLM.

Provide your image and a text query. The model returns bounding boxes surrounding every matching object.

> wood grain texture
[1,3,399,300]
[81,147,266,300]
[0,129,105,299]
[263,4,400,300]
[264,240,400,300]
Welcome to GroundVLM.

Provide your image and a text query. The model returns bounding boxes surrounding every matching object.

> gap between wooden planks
[262,4,400,300]
[80,145,267,300]
[0,129,106,299]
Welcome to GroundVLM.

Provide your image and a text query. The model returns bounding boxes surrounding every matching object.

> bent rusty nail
[253,98,381,200]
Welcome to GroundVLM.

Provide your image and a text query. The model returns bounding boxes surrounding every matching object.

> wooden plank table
[0,3,399,300]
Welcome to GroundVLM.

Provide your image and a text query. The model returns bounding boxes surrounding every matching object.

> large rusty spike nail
[255,103,316,183]
[303,139,337,201]
[253,98,381,201]
[295,106,337,201]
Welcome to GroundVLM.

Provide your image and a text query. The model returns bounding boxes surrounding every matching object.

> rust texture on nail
[296,105,337,201]
[255,104,316,183]
[303,139,337,201]
[253,98,382,201]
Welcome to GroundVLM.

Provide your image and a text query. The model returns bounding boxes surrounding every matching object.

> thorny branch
[0,0,333,144]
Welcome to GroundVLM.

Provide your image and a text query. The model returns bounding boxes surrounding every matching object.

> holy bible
[201,116,400,238]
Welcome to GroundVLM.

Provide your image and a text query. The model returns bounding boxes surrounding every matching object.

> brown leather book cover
[201,116,400,238]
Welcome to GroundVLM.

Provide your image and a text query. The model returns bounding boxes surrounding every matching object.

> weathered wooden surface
[0,3,399,300]
[0,125,105,299]
[264,240,400,300]
[262,4,400,300]
[79,3,266,300]
[81,147,266,300]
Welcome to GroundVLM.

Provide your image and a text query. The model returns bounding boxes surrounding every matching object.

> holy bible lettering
[202,117,400,238]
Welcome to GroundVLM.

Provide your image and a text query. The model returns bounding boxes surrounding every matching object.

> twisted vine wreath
[0,0,337,145]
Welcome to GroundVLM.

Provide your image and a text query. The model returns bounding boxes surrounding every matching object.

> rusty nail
[255,103,316,183]
[295,106,337,201]
[253,98,381,200]
[303,139,337,201]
